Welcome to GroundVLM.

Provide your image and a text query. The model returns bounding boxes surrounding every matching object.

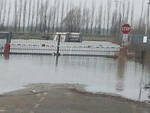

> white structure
[53,32,82,42]
[10,39,120,56]
[53,32,69,42]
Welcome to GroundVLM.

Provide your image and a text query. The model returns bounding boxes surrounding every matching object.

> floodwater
[0,55,150,102]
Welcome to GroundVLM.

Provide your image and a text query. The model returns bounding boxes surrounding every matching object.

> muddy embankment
[0,83,149,113]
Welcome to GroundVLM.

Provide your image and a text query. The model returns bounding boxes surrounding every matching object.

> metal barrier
[0,32,12,55]
[1,33,121,57]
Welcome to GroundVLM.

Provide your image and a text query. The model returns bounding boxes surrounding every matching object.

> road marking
[43,92,48,96]
[0,110,7,112]
[39,97,45,102]
[29,92,48,113]
[36,93,41,97]
[34,104,40,108]
[29,111,34,113]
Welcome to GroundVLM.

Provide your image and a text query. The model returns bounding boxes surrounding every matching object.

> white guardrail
[9,39,120,56]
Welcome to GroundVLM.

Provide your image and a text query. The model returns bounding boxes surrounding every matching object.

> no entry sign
[121,24,131,34]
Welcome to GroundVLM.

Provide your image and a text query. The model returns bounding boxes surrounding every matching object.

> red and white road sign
[121,24,131,34]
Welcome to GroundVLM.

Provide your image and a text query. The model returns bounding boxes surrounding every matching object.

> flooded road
[0,55,150,102]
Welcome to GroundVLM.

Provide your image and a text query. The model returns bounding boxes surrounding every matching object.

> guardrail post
[56,34,61,56]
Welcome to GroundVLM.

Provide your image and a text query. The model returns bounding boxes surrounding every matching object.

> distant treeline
[0,0,149,36]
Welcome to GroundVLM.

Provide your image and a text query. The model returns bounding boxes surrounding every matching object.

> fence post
[4,32,12,58]
[56,34,61,56]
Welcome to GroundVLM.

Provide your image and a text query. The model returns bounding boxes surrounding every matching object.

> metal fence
[0,32,12,54]
[0,33,121,57]
[129,34,150,45]
[128,34,150,53]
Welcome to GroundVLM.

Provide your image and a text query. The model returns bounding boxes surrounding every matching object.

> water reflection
[116,57,126,92]
[0,55,150,101]
[139,61,145,101]
[55,55,59,67]
[4,54,9,60]
[140,53,150,101]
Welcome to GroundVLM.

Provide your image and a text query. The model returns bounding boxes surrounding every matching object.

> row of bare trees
[0,0,149,36]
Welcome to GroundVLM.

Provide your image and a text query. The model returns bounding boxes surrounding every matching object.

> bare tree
[35,0,40,32]
[52,3,57,32]
[47,7,53,32]
[7,1,11,30]
[130,1,134,27]
[111,11,116,35]
[103,7,107,35]
[121,1,125,23]
[117,3,122,36]
[1,0,7,29]
[60,0,65,31]
[27,0,32,31]
[14,0,18,31]
[18,0,23,31]
[94,14,98,34]
[63,8,81,32]
[80,0,87,34]
[125,1,130,23]
[66,0,70,13]
[0,0,148,35]
[31,0,36,32]
[85,8,90,34]
[39,0,45,32]
[55,0,61,31]
[43,0,49,33]
[139,0,144,31]
[22,0,27,32]
[90,0,96,34]
[97,4,103,34]
[106,0,112,34]
[146,0,150,34]
[0,0,4,27]
[81,8,86,34]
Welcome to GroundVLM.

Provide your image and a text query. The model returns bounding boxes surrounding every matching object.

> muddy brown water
[0,55,150,102]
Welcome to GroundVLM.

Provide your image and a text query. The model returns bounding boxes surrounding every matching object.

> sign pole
[121,24,131,47]
[120,24,131,57]
[56,34,61,56]
[122,34,129,47]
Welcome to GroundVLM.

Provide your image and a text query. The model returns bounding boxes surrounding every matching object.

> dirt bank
[0,83,149,113]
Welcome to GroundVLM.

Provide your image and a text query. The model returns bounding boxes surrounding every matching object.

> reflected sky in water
[0,55,150,101]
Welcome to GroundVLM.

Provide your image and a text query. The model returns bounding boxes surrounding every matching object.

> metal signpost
[56,34,61,56]
[121,24,131,46]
